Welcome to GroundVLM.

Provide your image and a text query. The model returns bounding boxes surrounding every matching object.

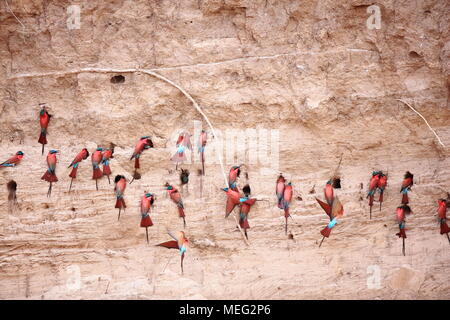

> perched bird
[395,204,412,256]
[165,183,186,228]
[367,171,380,219]
[156,230,189,274]
[68,148,89,192]
[198,130,207,175]
[0,151,24,167]
[282,182,293,234]
[400,171,414,204]
[437,199,450,244]
[130,136,153,183]
[140,192,155,244]
[228,165,241,191]
[38,104,52,155]
[378,172,388,211]
[239,184,257,240]
[91,147,104,190]
[276,174,286,209]
[171,132,192,170]
[324,179,334,206]
[101,148,114,184]
[41,150,58,197]
[114,175,127,220]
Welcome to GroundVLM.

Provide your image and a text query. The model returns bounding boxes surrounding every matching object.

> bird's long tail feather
[69,166,78,179]
[319,236,325,248]
[69,178,73,192]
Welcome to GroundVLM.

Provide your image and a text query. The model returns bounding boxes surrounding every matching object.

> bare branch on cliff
[396,99,446,148]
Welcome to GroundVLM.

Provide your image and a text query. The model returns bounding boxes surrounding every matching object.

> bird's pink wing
[316,198,331,217]
[157,240,179,249]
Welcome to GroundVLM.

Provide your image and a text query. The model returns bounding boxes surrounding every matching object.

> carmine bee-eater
[101,147,114,184]
[437,199,450,244]
[92,147,104,190]
[130,136,153,183]
[156,230,189,274]
[324,179,334,206]
[165,183,186,228]
[114,175,127,221]
[228,165,241,191]
[198,130,207,175]
[276,174,286,209]
[223,187,241,218]
[282,182,293,234]
[395,204,412,256]
[171,131,192,170]
[378,172,388,211]
[41,150,58,197]
[38,104,52,155]
[367,171,380,219]
[68,148,89,192]
[316,180,344,247]
[0,151,24,167]
[239,184,257,240]
[141,192,155,244]
[400,171,414,204]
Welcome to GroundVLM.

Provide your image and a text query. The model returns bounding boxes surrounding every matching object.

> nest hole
[409,51,421,59]
[332,177,341,189]
[110,75,125,84]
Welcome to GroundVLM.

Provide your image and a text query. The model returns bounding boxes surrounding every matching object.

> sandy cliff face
[0,0,449,299]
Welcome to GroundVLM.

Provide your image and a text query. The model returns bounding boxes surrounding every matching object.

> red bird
[68,148,89,192]
[400,171,414,204]
[282,182,293,234]
[367,171,380,219]
[165,183,186,228]
[91,147,104,190]
[324,179,334,206]
[101,148,114,184]
[223,187,241,218]
[1,151,24,168]
[377,173,388,211]
[228,165,241,191]
[131,136,153,169]
[437,199,450,244]
[41,150,58,197]
[239,185,257,240]
[276,174,286,209]
[130,136,153,183]
[395,204,412,256]
[141,192,155,244]
[171,131,192,171]
[38,105,52,155]
[156,230,189,274]
[114,175,127,220]
[316,180,344,247]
